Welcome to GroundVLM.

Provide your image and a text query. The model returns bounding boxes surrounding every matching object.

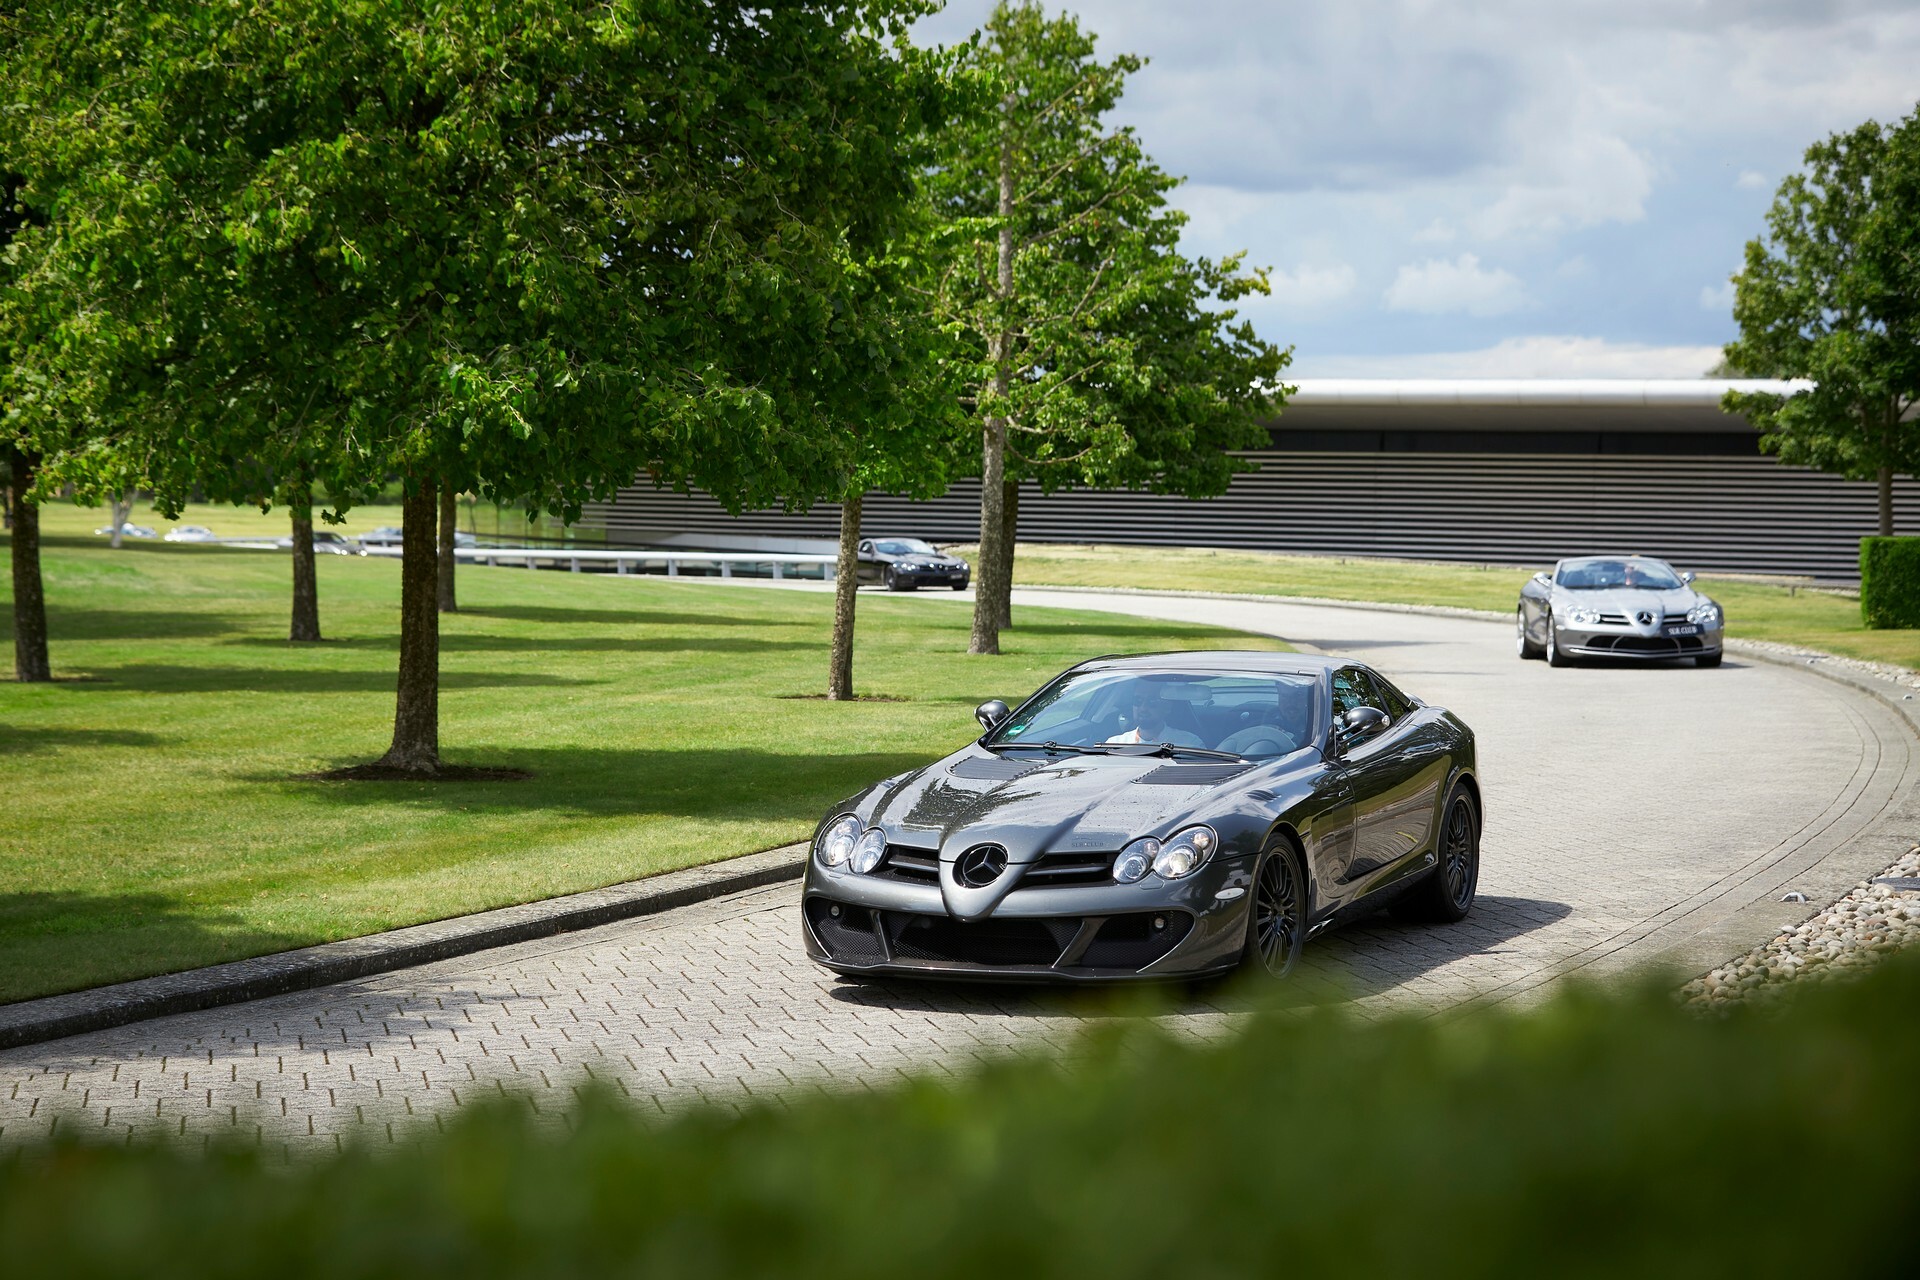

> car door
[855,540,877,584]
[1327,667,1434,894]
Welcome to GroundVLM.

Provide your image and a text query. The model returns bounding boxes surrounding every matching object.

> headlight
[1152,826,1219,880]
[815,814,861,867]
[850,827,888,874]
[1114,837,1160,884]
[1687,602,1722,626]
[1560,606,1601,627]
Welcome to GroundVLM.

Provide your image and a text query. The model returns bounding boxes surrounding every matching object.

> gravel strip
[1731,638,1920,697]
[1682,846,1920,1010]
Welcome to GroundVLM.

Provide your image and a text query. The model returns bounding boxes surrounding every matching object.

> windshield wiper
[985,740,1117,755]
[1111,742,1247,762]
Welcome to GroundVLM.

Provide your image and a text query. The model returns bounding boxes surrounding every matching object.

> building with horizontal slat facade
[583,380,1917,580]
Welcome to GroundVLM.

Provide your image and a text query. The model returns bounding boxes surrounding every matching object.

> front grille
[875,844,940,884]
[1076,911,1195,969]
[1585,634,1701,655]
[881,912,1077,967]
[1020,851,1114,887]
[805,898,885,963]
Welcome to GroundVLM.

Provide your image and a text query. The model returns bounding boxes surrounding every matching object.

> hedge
[4,958,1917,1279]
[1860,536,1920,628]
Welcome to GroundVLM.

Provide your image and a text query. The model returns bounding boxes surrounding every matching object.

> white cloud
[1384,254,1528,317]
[1295,336,1724,379]
[1267,263,1357,310]
[1699,281,1735,311]
[1412,219,1456,244]
[1736,169,1769,190]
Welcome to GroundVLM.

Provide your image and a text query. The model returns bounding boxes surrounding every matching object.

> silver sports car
[1517,555,1724,667]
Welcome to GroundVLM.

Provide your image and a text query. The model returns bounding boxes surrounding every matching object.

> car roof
[1068,650,1345,677]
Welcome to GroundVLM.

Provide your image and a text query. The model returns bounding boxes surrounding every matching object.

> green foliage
[926,2,1289,498]
[2,0,949,519]
[1721,115,1920,504]
[1859,536,1920,628]
[6,955,1919,1277]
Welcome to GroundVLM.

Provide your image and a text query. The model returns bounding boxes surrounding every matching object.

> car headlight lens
[1114,837,1160,884]
[849,828,888,874]
[1560,606,1601,627]
[1152,826,1219,880]
[815,814,861,868]
[1687,602,1722,626]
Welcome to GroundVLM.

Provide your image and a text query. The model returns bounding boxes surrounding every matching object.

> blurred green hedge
[6,958,1917,1279]
[1860,536,1920,628]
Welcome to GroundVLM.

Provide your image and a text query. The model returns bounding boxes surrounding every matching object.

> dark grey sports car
[1517,555,1724,667]
[801,652,1481,983]
[855,536,971,591]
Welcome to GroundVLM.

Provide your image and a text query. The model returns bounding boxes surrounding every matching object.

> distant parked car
[162,525,219,543]
[93,523,157,539]
[275,530,364,556]
[357,526,475,549]
[1517,554,1724,668]
[856,537,971,591]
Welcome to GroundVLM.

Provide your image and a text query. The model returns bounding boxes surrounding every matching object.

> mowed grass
[0,506,1284,1004]
[961,541,1920,670]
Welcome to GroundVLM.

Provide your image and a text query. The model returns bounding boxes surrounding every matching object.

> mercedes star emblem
[955,844,1009,888]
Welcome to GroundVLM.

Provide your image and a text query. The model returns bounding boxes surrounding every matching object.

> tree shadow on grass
[460,605,789,628]
[0,726,163,755]
[0,890,315,1007]
[264,745,938,820]
[74,665,596,695]
[220,634,819,655]
[0,608,250,643]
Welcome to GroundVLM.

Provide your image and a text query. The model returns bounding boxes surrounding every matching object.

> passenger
[1105,687,1205,748]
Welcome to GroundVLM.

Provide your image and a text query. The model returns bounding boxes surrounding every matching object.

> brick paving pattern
[3,593,1911,1153]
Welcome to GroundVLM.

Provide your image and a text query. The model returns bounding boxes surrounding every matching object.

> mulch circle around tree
[300,764,534,783]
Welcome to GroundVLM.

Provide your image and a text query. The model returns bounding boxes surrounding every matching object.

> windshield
[1557,558,1684,591]
[986,670,1318,759]
[875,539,937,556]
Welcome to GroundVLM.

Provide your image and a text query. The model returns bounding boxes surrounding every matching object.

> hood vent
[950,756,1042,781]
[1134,762,1250,786]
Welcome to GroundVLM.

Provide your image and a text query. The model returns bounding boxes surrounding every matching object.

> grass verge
[0,513,1283,1004]
[6,955,1918,1276]
[964,541,1920,669]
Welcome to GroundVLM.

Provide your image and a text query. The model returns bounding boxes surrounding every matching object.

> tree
[1723,119,1920,535]
[927,2,1287,653]
[0,168,51,682]
[8,0,948,771]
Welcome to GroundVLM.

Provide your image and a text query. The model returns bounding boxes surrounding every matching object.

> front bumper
[893,567,969,586]
[1556,623,1722,660]
[801,854,1254,983]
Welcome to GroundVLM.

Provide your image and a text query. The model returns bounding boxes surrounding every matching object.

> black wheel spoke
[1253,856,1299,975]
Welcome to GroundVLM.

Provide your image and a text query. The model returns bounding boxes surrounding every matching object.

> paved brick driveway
[3,590,1912,1153]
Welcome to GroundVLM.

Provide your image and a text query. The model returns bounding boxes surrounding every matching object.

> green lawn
[967,542,1920,670]
[0,506,1284,1004]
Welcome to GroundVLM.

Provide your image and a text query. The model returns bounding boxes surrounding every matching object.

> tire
[1393,783,1480,924]
[1241,836,1307,979]
[1516,607,1543,660]
[883,567,904,592]
[1545,616,1570,667]
[1696,650,1723,668]
[951,579,967,591]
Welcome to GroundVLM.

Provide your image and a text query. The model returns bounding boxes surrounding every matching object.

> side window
[1371,673,1414,720]
[858,541,873,556]
[1330,668,1375,722]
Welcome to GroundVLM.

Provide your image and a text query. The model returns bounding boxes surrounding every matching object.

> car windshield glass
[986,670,1318,760]
[1557,558,1683,590]
[874,539,936,555]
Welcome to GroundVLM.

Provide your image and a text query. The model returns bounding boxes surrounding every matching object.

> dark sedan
[855,537,971,591]
[801,652,1481,983]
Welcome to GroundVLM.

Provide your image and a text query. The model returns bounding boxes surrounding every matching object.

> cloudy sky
[912,1,1920,377]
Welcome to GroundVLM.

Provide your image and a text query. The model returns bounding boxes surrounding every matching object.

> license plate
[1664,624,1699,636]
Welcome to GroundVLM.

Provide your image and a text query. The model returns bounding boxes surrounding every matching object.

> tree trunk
[828,493,862,700]
[993,477,1018,630]
[375,483,441,773]
[7,446,50,682]
[437,481,458,613]
[108,490,131,549]
[289,494,321,642]
[969,106,1017,658]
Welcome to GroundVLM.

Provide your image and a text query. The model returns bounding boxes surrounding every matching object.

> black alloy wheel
[883,566,901,591]
[1393,784,1480,924]
[1244,842,1304,978]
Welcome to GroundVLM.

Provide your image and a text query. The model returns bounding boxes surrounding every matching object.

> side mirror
[1681,571,1695,584]
[975,699,1011,732]
[1531,571,1552,586]
[1337,706,1390,748]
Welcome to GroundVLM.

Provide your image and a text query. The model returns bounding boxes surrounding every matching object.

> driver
[1105,686,1205,748]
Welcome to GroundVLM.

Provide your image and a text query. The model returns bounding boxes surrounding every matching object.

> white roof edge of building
[1281,378,1814,407]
